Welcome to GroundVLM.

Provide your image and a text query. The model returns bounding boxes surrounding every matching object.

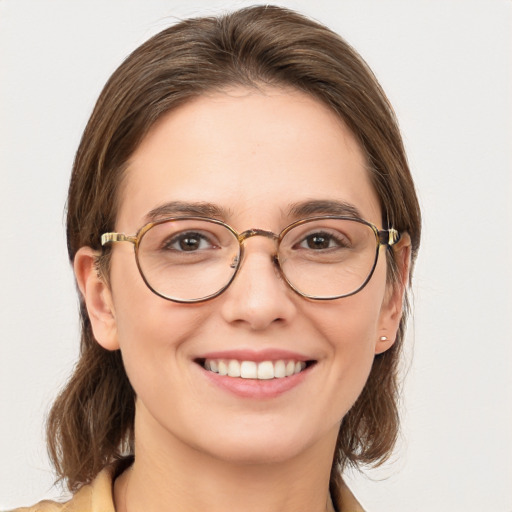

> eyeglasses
[101,216,400,303]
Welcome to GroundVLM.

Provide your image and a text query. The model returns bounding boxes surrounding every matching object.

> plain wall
[1,1,511,510]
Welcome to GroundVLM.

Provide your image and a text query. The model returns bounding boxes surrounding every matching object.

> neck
[115,406,339,512]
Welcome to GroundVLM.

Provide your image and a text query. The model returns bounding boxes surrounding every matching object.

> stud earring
[379,336,388,341]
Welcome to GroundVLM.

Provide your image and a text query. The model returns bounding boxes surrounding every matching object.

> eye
[297,231,350,250]
[163,231,217,252]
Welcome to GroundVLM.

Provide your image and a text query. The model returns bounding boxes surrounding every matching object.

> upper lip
[194,348,313,363]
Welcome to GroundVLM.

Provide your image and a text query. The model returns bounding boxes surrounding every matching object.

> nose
[219,237,298,330]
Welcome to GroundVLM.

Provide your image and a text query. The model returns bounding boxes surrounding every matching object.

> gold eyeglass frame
[101,215,401,303]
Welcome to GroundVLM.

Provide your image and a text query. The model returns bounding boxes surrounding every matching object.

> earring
[379,336,388,341]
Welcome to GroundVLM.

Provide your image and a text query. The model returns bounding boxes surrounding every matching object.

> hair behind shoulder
[48,4,421,492]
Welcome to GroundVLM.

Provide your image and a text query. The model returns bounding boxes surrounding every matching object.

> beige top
[11,464,364,512]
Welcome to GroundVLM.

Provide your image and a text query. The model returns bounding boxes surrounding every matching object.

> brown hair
[48,5,421,493]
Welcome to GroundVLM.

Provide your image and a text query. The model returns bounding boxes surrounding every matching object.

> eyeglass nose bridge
[230,228,281,271]
[238,228,279,243]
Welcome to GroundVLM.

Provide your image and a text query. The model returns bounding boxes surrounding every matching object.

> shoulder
[7,500,69,512]
[7,465,117,512]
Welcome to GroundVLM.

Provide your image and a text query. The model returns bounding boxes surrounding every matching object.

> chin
[204,439,310,466]
[187,419,338,467]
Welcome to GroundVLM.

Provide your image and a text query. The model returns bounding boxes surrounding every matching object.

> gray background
[1,1,511,510]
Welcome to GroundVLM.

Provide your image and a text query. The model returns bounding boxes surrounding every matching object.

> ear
[375,232,412,355]
[74,246,119,351]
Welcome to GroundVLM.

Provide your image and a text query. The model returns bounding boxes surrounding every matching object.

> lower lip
[197,364,312,399]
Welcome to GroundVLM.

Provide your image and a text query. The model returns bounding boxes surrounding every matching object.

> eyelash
[163,231,217,252]
[295,231,351,250]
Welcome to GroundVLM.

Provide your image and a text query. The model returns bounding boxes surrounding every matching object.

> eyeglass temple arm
[378,228,401,247]
[101,233,138,246]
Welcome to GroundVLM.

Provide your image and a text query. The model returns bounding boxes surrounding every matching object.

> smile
[202,359,309,380]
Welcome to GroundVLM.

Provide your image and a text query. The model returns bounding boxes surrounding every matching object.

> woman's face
[87,87,403,465]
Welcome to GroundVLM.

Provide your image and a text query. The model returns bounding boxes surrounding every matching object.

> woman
[15,5,420,512]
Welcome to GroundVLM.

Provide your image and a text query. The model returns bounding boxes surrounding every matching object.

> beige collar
[14,462,364,512]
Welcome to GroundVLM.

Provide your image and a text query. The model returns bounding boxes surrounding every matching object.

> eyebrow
[144,201,231,224]
[143,199,364,226]
[286,199,364,220]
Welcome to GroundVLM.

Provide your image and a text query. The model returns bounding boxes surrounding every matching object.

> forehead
[117,87,382,230]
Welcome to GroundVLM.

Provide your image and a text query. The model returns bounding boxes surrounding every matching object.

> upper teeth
[204,359,306,380]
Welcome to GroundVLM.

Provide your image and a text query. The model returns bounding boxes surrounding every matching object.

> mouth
[196,358,316,380]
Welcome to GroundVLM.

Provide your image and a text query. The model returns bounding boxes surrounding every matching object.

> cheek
[108,254,204,387]
[112,299,215,425]
[315,276,386,352]
[325,302,378,380]
[310,272,388,394]
[114,296,201,359]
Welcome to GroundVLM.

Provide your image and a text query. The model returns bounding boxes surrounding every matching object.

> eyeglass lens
[136,218,378,302]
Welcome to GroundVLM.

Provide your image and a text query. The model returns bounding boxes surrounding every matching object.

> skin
[74,86,410,512]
